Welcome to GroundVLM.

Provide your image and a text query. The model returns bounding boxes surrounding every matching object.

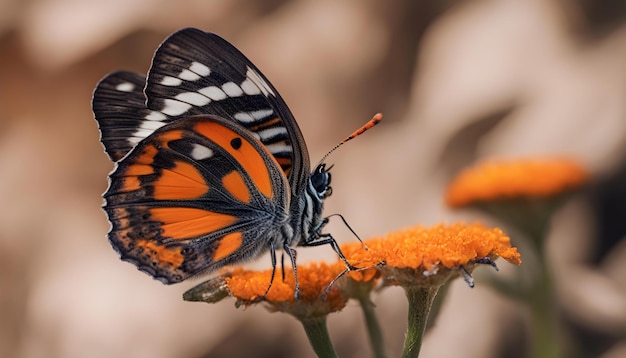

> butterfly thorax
[290,163,332,246]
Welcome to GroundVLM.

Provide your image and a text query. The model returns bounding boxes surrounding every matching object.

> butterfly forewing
[104,115,291,283]
[93,71,169,162]
[144,28,310,196]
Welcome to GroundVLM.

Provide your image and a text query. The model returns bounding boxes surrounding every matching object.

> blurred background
[1,0,625,357]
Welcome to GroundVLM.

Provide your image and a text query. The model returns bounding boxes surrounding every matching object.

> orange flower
[184,260,381,317]
[342,223,521,287]
[445,157,588,207]
[224,262,348,317]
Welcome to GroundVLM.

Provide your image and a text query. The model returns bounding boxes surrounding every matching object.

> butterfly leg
[283,243,301,300]
[324,213,366,246]
[255,240,279,302]
[303,219,363,300]
[303,233,363,300]
[280,252,286,281]
[303,232,358,271]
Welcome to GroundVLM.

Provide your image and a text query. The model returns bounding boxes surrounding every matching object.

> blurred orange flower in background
[445,157,589,208]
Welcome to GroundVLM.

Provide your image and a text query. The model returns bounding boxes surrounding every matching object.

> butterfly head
[310,163,333,200]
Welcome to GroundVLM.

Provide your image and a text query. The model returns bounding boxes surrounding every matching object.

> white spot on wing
[252,109,274,119]
[128,136,143,145]
[133,129,154,138]
[129,120,167,146]
[160,76,182,86]
[233,112,254,122]
[178,69,200,81]
[240,78,261,95]
[222,82,243,97]
[139,120,166,131]
[190,143,214,160]
[199,86,227,101]
[233,109,274,123]
[258,127,288,141]
[175,92,211,106]
[265,142,292,154]
[161,99,192,116]
[115,82,135,92]
[145,111,167,121]
[246,67,275,97]
[189,62,210,76]
[128,127,159,145]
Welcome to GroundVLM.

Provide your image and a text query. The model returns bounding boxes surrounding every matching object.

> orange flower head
[224,262,348,317]
[341,223,521,287]
[445,157,588,207]
[183,259,381,317]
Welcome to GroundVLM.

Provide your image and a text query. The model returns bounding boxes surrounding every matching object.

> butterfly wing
[105,114,290,283]
[92,28,310,197]
[92,71,159,162]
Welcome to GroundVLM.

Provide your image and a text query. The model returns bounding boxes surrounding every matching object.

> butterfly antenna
[318,113,383,165]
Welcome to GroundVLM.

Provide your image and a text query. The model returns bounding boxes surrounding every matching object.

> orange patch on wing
[120,145,159,192]
[122,176,141,192]
[157,129,185,147]
[135,144,159,164]
[153,161,208,200]
[128,144,159,166]
[125,164,153,176]
[275,157,292,166]
[275,157,293,176]
[213,232,243,261]
[222,170,250,203]
[150,207,236,239]
[194,120,274,200]
[136,240,184,267]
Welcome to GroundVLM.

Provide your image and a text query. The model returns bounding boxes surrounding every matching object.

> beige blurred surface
[1,1,626,357]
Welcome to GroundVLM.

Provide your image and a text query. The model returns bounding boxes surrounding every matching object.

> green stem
[517,211,562,358]
[529,251,562,358]
[299,316,338,358]
[401,286,439,358]
[357,296,387,358]
[425,282,449,329]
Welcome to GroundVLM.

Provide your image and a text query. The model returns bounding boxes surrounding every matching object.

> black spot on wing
[230,137,242,150]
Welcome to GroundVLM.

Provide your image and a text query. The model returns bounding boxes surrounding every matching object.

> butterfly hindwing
[144,28,310,195]
[104,115,291,283]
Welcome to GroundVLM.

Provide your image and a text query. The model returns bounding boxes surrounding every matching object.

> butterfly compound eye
[311,163,332,199]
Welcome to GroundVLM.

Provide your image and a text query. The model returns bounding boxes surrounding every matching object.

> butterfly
[92,27,381,298]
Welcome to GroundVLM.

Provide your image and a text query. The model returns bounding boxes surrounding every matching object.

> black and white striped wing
[93,71,158,162]
[92,28,310,196]
[146,28,309,196]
